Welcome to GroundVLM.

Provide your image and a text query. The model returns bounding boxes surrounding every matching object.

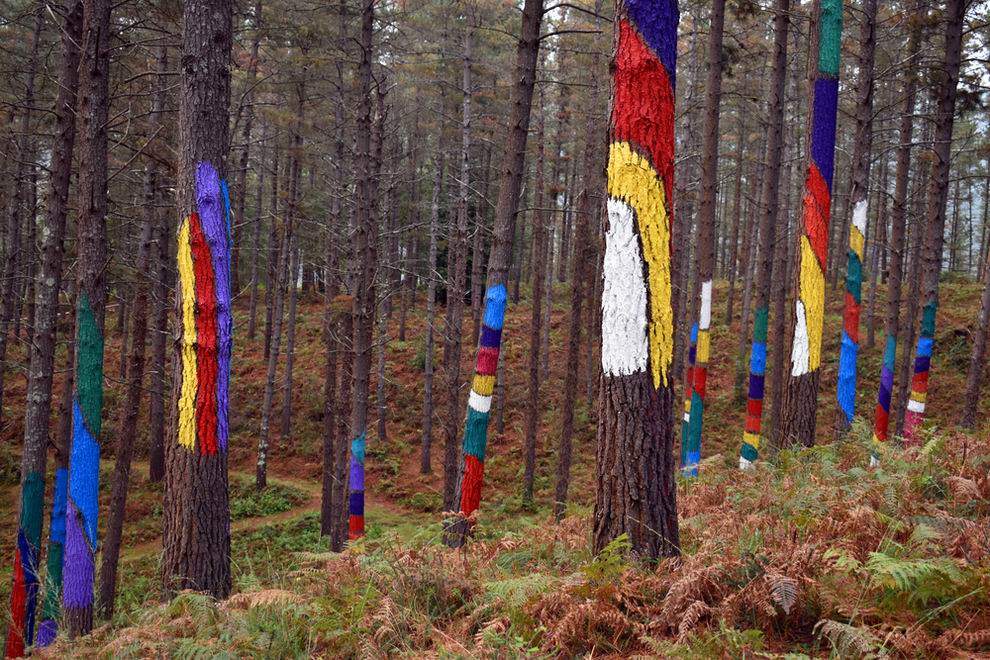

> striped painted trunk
[780,0,843,447]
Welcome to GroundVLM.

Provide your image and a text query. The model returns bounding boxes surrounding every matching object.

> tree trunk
[99,192,155,620]
[280,242,301,439]
[961,261,990,427]
[683,0,725,475]
[523,80,547,505]
[161,0,233,601]
[62,0,112,636]
[739,0,788,468]
[864,158,888,350]
[871,13,920,457]
[445,0,543,548]
[231,0,264,297]
[263,144,280,360]
[779,0,843,448]
[724,114,746,325]
[247,123,268,340]
[346,0,380,541]
[6,2,81,651]
[902,0,965,444]
[422,152,443,474]
[594,0,680,559]
[834,0,877,435]
[148,53,171,485]
[442,21,473,512]
[554,33,602,519]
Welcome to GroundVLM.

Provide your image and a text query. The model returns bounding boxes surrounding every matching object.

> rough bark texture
[6,2,82,651]
[682,0,725,474]
[594,0,680,559]
[63,0,112,637]
[902,0,965,444]
[780,0,843,448]
[99,198,155,620]
[446,0,543,548]
[422,152,443,475]
[834,0,877,435]
[162,0,233,601]
[554,48,602,519]
[871,13,920,453]
[347,0,379,541]
[739,0,788,468]
[523,80,547,505]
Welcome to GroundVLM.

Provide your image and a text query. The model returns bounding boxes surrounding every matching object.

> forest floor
[1,276,989,658]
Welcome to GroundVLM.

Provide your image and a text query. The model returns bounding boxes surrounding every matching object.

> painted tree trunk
[62,0,112,637]
[5,2,81,652]
[871,12,920,460]
[445,0,543,548]
[738,0,790,468]
[161,0,233,601]
[682,0,725,476]
[902,0,965,445]
[36,282,77,649]
[594,0,679,559]
[347,0,379,541]
[779,0,843,448]
[835,0,877,434]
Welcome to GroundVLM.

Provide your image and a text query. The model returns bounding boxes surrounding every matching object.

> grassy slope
[0,277,988,657]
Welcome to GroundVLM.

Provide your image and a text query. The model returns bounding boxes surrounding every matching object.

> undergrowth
[42,426,990,658]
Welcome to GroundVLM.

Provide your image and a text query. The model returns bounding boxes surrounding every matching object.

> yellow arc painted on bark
[177,216,198,451]
[798,235,825,372]
[606,141,673,388]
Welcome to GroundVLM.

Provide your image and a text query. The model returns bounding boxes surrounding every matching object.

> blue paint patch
[351,431,366,466]
[811,77,839,189]
[749,342,767,376]
[837,330,858,423]
[681,451,700,478]
[482,284,507,330]
[689,323,698,344]
[69,400,100,547]
[917,336,933,358]
[624,0,678,90]
[49,467,68,544]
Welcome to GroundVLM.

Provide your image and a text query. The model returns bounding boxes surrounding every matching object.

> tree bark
[446,0,543,547]
[5,2,81,652]
[231,0,264,296]
[161,0,233,601]
[63,0,113,636]
[834,0,877,435]
[870,12,920,456]
[683,0,725,474]
[902,0,965,444]
[594,0,680,559]
[779,0,843,448]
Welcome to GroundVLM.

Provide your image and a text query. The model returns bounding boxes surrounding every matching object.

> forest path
[118,465,424,563]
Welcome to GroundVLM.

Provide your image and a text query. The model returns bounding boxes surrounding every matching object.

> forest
[1,0,990,656]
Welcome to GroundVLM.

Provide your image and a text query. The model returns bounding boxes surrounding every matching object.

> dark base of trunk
[594,373,679,559]
[780,370,820,448]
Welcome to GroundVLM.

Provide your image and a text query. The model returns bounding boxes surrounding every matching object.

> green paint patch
[76,292,105,437]
[818,0,843,76]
